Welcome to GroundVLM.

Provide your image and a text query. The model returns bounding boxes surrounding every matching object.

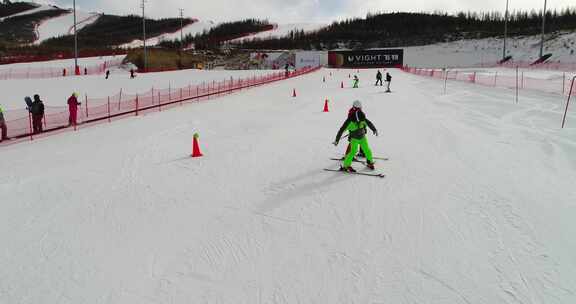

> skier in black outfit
[385,72,392,92]
[375,70,383,86]
[30,94,45,134]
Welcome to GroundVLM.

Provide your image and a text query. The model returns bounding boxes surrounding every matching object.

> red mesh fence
[0,58,124,80]
[401,66,575,96]
[1,66,320,145]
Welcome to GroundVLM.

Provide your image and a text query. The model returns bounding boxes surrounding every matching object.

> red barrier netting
[401,66,576,96]
[0,58,124,80]
[1,66,321,145]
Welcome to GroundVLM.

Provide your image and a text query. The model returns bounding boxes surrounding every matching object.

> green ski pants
[344,137,373,167]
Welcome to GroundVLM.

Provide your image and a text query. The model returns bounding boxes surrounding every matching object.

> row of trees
[42,14,194,48]
[159,19,273,50]
[235,9,576,50]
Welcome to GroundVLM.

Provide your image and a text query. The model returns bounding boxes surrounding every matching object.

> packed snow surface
[120,19,217,48]
[1,68,575,303]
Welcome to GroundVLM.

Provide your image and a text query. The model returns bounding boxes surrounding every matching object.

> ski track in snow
[0,68,575,303]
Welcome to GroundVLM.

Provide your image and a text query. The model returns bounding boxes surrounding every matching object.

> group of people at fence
[0,92,83,143]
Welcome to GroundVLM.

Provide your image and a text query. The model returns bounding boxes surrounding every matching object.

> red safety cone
[341,81,344,88]
[292,89,297,97]
[191,133,203,157]
[323,99,329,112]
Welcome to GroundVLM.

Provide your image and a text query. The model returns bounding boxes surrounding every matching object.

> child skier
[385,72,392,92]
[333,100,378,172]
[352,75,359,88]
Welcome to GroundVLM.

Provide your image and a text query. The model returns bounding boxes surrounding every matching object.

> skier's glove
[373,130,379,136]
[333,140,339,146]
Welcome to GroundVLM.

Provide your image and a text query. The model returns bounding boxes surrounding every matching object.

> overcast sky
[36,0,576,23]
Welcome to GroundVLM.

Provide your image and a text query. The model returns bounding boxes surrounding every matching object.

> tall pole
[503,0,509,61]
[73,0,78,73]
[179,9,184,49]
[540,0,547,58]
[141,0,147,72]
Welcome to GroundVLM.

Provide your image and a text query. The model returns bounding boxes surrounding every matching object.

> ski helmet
[352,100,362,109]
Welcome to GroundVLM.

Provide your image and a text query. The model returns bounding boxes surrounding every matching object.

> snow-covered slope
[231,23,327,42]
[0,68,575,303]
[120,19,217,48]
[0,3,50,21]
[35,10,101,44]
[405,31,576,68]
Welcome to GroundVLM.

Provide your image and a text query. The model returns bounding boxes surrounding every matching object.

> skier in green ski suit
[333,100,378,172]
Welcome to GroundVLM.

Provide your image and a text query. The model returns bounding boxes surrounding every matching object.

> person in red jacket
[67,93,81,126]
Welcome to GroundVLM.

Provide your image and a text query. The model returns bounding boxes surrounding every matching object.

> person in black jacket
[375,70,383,86]
[385,72,392,92]
[30,94,45,134]
[333,100,378,172]
[0,105,7,142]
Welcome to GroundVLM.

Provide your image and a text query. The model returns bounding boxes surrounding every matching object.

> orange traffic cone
[191,133,203,157]
[323,99,329,112]
[341,81,344,88]
[292,89,297,97]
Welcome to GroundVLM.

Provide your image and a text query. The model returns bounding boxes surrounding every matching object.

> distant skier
[385,72,392,92]
[333,100,378,172]
[105,70,110,79]
[67,92,81,126]
[375,70,383,86]
[29,94,45,134]
[353,75,359,88]
[0,105,7,142]
[84,67,88,75]
[284,63,290,78]
[130,69,136,79]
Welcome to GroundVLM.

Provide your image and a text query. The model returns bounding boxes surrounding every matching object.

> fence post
[562,76,576,129]
[169,83,172,101]
[494,72,498,87]
[515,66,519,104]
[151,87,154,104]
[180,88,183,106]
[108,97,111,123]
[118,88,123,110]
[158,92,161,112]
[443,69,448,95]
[521,72,524,89]
[85,94,89,117]
[135,95,139,116]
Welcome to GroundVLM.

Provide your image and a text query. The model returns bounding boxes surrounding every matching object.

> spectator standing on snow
[67,93,81,126]
[385,72,392,92]
[0,105,7,142]
[333,100,378,172]
[30,94,45,134]
[375,70,383,86]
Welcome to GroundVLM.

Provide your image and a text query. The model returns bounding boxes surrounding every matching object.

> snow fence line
[401,66,576,97]
[0,66,321,146]
[0,58,124,80]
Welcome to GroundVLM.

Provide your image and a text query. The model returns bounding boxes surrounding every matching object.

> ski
[330,157,389,162]
[324,168,385,178]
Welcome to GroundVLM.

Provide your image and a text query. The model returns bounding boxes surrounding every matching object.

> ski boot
[340,165,357,173]
[366,161,375,170]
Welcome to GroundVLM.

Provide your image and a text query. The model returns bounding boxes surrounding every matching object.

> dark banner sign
[328,49,404,68]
